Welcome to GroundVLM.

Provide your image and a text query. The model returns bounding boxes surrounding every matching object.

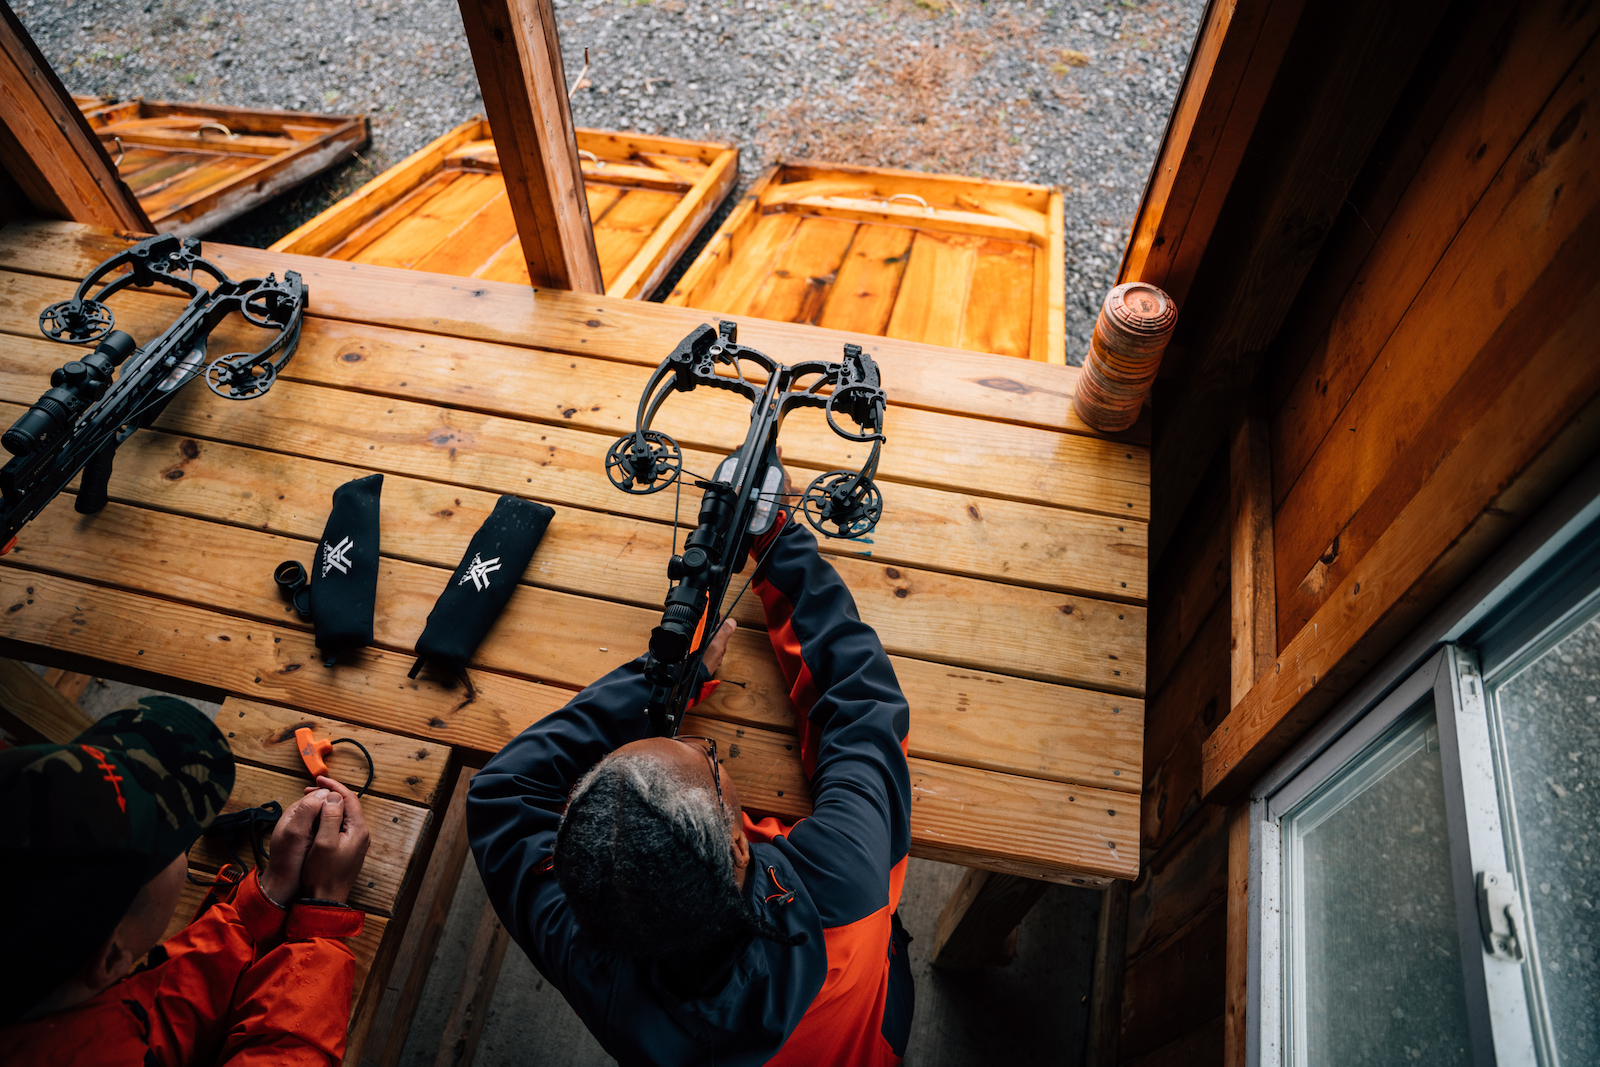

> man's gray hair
[553,749,749,957]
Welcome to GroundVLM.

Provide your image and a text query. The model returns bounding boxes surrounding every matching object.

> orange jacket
[0,867,363,1065]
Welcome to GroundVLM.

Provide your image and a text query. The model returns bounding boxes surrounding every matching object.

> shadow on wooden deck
[395,858,1101,1067]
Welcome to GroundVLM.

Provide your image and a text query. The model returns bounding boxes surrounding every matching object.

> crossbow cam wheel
[605,430,682,494]
[824,383,886,442]
[205,354,277,399]
[39,299,114,344]
[799,470,883,538]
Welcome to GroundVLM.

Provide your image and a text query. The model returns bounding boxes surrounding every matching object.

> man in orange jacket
[0,695,371,1064]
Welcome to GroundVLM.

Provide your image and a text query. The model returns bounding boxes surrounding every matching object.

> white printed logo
[322,536,354,577]
[460,553,502,592]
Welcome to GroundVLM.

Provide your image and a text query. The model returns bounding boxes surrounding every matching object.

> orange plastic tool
[295,727,334,778]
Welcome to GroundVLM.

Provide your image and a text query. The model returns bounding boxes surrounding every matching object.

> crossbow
[605,320,887,737]
[1,233,306,548]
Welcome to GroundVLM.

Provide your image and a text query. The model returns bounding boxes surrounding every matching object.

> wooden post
[369,768,477,1067]
[1229,404,1276,708]
[1085,880,1130,1067]
[456,0,603,293]
[1224,802,1251,1067]
[432,898,511,1067]
[0,4,150,232]
[930,867,1052,970]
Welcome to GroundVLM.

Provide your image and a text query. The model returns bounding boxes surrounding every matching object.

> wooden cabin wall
[1112,451,1232,1066]
[1119,0,1600,1063]
[1200,0,1600,795]
[1268,0,1600,645]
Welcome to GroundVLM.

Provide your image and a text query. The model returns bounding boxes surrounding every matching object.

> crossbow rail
[606,319,887,736]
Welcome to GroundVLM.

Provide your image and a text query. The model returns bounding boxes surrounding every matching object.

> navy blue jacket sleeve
[465,656,656,988]
[753,517,913,926]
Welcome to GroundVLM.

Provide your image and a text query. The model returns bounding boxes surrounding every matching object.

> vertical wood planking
[816,223,914,336]
[743,216,858,325]
[456,0,603,291]
[701,212,802,317]
[961,238,1035,360]
[886,230,979,349]
[411,188,520,278]
[1224,801,1250,1067]
[589,187,687,287]
[431,898,512,1067]
[1230,406,1276,704]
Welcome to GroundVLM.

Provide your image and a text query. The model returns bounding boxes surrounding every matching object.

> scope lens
[2,396,70,457]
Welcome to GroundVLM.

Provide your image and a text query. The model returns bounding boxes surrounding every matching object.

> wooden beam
[1146,0,1453,560]
[1229,405,1275,706]
[930,867,1052,969]
[0,4,149,232]
[1203,211,1600,800]
[1119,0,1306,309]
[433,898,511,1067]
[1224,802,1250,1067]
[1085,879,1130,1067]
[0,657,92,743]
[456,0,603,292]
[372,768,475,1067]
[42,667,92,703]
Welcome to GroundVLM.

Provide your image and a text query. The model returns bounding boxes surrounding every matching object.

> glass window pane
[1491,604,1600,1063]
[1285,705,1473,1066]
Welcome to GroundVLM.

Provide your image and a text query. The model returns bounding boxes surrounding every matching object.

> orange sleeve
[216,903,364,1066]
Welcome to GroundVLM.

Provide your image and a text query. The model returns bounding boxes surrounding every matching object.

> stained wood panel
[1273,29,1600,633]
[669,161,1066,363]
[86,99,365,236]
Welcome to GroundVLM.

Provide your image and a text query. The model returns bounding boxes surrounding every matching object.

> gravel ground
[17,0,1202,362]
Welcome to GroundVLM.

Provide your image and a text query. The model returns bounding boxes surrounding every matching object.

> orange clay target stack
[1072,282,1178,434]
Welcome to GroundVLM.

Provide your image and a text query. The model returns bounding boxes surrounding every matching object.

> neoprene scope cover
[310,473,383,658]
[412,495,554,677]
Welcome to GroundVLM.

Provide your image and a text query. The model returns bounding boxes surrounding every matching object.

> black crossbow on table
[0,233,306,549]
[606,319,888,737]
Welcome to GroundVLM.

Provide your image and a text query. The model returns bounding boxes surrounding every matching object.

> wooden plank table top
[0,220,1147,886]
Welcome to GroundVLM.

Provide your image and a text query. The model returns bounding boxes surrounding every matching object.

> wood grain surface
[0,222,1148,884]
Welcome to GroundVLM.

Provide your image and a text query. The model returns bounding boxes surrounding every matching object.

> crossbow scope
[605,320,887,736]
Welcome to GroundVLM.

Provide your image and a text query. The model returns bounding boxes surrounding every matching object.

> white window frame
[1246,455,1600,1067]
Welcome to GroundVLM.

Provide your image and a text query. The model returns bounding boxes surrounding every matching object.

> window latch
[1476,871,1525,962]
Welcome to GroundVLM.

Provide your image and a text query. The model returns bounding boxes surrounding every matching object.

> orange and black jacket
[0,867,363,1065]
[468,517,914,1066]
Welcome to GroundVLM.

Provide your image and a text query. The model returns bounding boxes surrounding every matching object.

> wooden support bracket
[930,867,1052,970]
[456,0,603,292]
[1085,879,1130,1067]
[0,658,93,743]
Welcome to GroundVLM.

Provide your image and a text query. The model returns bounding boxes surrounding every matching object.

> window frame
[1246,456,1600,1067]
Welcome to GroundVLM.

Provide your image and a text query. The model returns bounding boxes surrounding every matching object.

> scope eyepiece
[3,330,137,456]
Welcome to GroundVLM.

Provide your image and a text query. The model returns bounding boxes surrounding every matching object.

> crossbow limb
[605,320,888,736]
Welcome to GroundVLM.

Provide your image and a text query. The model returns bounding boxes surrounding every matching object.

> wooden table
[0,218,1146,984]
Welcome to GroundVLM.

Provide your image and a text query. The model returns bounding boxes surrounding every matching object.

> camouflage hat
[0,695,235,1024]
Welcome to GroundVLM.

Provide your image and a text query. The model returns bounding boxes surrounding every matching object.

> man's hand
[702,618,737,676]
[298,775,370,904]
[260,790,327,908]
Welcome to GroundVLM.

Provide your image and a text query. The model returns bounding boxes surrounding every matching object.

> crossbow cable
[604,323,888,736]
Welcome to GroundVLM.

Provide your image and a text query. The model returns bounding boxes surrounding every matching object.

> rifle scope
[3,330,137,457]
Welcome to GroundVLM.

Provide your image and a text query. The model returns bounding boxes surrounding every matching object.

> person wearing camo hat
[0,694,372,1064]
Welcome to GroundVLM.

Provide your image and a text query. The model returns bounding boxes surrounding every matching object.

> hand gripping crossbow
[605,320,887,737]
[0,233,306,549]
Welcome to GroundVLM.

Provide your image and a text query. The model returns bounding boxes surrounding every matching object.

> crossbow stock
[1,233,306,548]
[606,320,887,737]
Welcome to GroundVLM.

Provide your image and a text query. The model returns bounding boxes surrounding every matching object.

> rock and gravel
[17,0,1202,362]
